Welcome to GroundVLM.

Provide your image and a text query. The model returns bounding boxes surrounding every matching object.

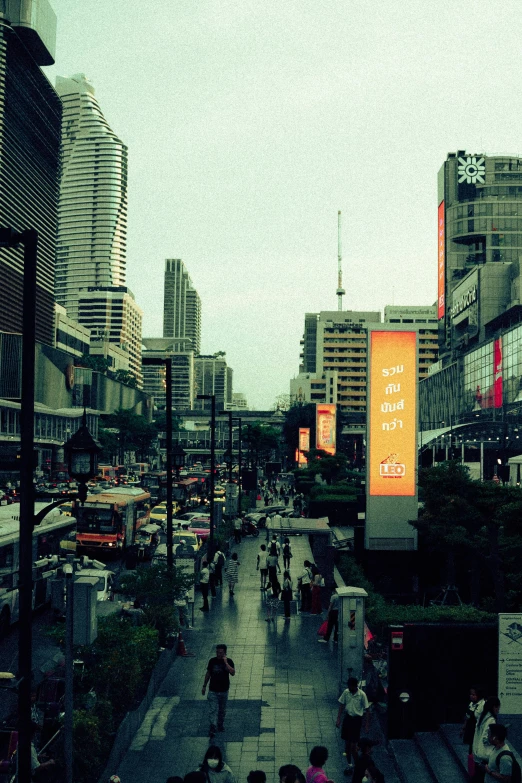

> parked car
[76,569,115,601]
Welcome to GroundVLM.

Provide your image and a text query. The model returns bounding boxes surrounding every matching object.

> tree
[112,369,138,388]
[282,402,316,461]
[305,448,349,484]
[103,408,158,463]
[243,422,280,467]
[78,353,111,374]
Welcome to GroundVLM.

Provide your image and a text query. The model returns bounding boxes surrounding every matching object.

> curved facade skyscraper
[55,73,127,320]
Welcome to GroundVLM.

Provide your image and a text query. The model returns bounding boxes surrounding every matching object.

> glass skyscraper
[55,74,128,321]
[163,258,201,354]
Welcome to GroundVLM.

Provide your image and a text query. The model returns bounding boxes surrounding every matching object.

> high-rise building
[163,259,201,354]
[141,338,195,411]
[384,305,438,380]
[0,1,61,345]
[194,353,231,412]
[55,74,127,321]
[77,287,142,386]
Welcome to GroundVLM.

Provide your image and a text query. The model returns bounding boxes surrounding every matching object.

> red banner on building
[494,337,503,408]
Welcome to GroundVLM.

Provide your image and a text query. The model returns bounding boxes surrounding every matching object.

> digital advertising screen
[316,403,336,455]
[369,331,417,497]
[298,427,310,465]
[438,200,445,319]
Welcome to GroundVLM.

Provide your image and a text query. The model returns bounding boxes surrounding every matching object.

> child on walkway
[225,552,240,596]
[265,579,281,622]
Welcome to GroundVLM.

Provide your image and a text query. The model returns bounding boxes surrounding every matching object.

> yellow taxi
[150,501,180,525]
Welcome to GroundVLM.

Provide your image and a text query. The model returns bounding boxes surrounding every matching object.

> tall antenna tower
[336,210,345,311]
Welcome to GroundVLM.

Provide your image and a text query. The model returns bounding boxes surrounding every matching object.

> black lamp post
[172,441,186,479]
[197,394,216,558]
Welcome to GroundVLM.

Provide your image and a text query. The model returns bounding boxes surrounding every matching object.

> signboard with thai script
[298,427,310,465]
[316,404,336,456]
[369,331,417,497]
[498,613,522,714]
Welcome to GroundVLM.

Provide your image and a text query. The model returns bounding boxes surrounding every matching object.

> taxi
[150,501,180,525]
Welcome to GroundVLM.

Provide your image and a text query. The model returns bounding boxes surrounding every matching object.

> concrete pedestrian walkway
[115,534,390,783]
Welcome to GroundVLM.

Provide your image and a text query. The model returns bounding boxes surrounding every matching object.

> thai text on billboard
[369,331,417,497]
[298,427,310,465]
[316,404,336,455]
[438,200,445,319]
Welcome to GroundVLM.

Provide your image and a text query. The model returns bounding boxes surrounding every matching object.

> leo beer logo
[379,454,406,478]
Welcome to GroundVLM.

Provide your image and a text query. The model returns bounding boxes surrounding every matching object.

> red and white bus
[74,487,151,555]
[172,478,200,507]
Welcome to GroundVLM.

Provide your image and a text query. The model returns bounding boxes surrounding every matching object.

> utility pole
[336,210,345,311]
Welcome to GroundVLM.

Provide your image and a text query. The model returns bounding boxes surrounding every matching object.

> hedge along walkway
[114,533,359,783]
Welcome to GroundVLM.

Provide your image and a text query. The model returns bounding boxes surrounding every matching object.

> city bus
[172,478,200,508]
[0,512,77,637]
[141,471,168,503]
[96,465,118,482]
[74,487,151,556]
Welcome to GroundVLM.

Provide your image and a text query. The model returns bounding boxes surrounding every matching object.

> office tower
[77,287,142,386]
[163,259,201,354]
[194,353,231,412]
[0,1,61,345]
[141,338,195,411]
[54,304,90,358]
[422,151,522,431]
[55,74,127,321]
[384,305,438,380]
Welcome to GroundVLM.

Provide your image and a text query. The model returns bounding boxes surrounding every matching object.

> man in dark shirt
[202,644,235,736]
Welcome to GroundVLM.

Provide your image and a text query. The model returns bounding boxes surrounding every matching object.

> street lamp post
[197,395,215,558]
[142,357,174,568]
[0,227,38,783]
[63,415,101,783]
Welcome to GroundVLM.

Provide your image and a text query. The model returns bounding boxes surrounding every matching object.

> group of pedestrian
[463,686,519,782]
[199,550,240,611]
[165,743,383,783]
[297,560,323,614]
[257,536,295,621]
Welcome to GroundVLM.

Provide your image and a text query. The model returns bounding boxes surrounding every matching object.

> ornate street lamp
[63,410,102,502]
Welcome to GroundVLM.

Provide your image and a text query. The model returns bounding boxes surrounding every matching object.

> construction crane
[336,210,345,311]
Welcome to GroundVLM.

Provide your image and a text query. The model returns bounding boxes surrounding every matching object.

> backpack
[283,543,291,558]
[496,750,522,783]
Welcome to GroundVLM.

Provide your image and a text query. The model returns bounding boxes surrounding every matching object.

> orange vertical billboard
[316,403,336,455]
[298,427,310,465]
[369,331,417,497]
[437,200,445,319]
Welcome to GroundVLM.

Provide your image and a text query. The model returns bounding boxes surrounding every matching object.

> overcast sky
[44,0,522,409]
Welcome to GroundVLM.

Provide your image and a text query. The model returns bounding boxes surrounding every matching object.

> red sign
[298,428,310,465]
[494,337,503,408]
[316,404,336,455]
[437,200,445,319]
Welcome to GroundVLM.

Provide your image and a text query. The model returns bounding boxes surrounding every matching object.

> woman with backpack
[282,537,292,569]
[305,746,329,783]
[471,696,500,781]
[267,543,279,592]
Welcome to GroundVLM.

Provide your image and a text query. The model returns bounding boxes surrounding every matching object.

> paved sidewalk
[116,534,387,783]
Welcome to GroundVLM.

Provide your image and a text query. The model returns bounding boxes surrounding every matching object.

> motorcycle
[241,519,259,537]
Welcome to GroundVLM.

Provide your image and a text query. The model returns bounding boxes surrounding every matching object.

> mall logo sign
[458,156,486,184]
[451,284,477,318]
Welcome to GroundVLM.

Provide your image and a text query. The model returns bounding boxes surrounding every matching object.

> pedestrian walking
[214,546,225,587]
[199,560,210,612]
[318,592,339,643]
[201,644,236,736]
[279,766,304,783]
[198,746,236,783]
[336,677,370,774]
[282,570,293,619]
[305,746,329,783]
[225,552,240,596]
[484,724,518,782]
[271,535,282,572]
[233,517,242,544]
[265,579,281,622]
[282,537,292,570]
[209,557,217,597]
[267,543,279,590]
[175,590,192,630]
[247,772,266,783]
[257,544,269,590]
[361,655,385,716]
[297,560,313,613]
[310,569,323,615]
[352,738,382,783]
[471,696,500,782]
[461,685,485,753]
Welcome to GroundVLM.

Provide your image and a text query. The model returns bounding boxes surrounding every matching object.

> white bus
[0,511,77,637]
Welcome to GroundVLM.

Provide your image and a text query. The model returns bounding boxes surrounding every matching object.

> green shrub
[73,710,105,783]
